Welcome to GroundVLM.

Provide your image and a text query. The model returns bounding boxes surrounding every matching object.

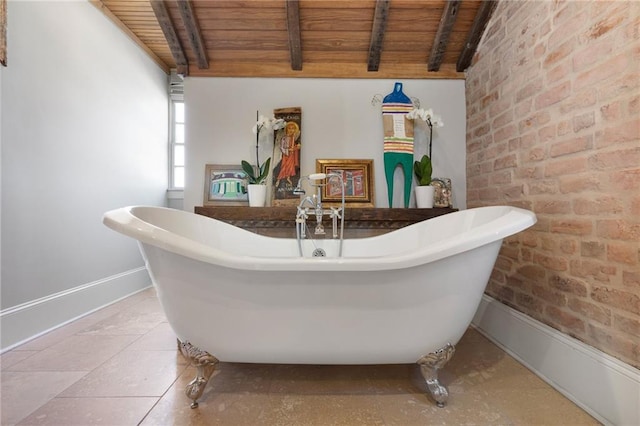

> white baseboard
[0,267,151,352]
[472,295,640,426]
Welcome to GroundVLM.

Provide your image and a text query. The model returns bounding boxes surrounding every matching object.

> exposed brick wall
[466,0,639,368]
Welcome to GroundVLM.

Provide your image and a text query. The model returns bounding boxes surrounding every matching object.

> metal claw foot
[177,339,219,408]
[417,343,455,408]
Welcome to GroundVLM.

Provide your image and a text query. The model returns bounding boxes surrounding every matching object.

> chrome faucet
[294,173,344,240]
[295,174,325,236]
[296,193,324,236]
[296,194,316,238]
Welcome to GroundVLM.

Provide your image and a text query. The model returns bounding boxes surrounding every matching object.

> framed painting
[316,159,375,208]
[271,107,302,206]
[203,164,249,206]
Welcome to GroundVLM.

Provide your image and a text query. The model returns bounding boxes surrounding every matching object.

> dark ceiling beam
[286,0,302,71]
[150,0,188,75]
[428,0,461,72]
[176,0,208,69]
[456,0,498,72]
[367,0,390,72]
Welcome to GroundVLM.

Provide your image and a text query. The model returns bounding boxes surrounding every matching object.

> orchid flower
[253,116,285,134]
[406,108,444,128]
[245,113,286,185]
[406,107,444,161]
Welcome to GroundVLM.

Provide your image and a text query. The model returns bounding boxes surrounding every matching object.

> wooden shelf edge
[195,206,457,229]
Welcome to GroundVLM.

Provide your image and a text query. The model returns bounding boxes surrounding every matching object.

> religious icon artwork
[271,107,302,206]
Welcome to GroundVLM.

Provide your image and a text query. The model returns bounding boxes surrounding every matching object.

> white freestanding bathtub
[103,205,536,408]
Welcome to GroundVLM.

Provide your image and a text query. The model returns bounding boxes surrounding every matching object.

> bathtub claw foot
[178,340,219,409]
[417,343,455,408]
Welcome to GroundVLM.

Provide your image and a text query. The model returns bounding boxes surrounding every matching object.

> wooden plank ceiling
[91,0,497,79]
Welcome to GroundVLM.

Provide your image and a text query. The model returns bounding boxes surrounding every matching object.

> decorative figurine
[382,82,415,208]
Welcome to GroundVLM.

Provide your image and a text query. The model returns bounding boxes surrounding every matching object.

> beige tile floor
[1,287,600,425]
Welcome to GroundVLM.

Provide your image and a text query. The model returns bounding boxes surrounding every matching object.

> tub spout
[417,343,455,408]
[298,194,316,210]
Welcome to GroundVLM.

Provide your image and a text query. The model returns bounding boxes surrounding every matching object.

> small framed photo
[316,159,375,207]
[203,164,249,206]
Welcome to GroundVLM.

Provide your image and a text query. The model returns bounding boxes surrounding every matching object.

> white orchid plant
[406,108,444,187]
[242,113,286,184]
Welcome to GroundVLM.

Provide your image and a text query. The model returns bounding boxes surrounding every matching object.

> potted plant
[242,112,284,207]
[414,154,435,208]
[406,107,443,209]
[242,158,271,207]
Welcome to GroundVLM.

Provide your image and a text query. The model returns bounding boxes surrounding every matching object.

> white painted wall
[1,1,168,346]
[183,78,466,212]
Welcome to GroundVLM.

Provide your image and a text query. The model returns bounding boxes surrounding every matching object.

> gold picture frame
[316,159,374,207]
[203,164,249,206]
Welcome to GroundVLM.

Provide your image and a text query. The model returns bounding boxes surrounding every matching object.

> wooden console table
[195,206,457,238]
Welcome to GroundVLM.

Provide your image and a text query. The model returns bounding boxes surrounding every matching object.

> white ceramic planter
[247,184,267,207]
[415,185,435,208]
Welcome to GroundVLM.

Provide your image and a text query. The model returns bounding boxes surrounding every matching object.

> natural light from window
[172,100,185,188]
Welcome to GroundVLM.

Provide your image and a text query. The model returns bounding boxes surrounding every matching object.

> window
[170,99,185,188]
[169,70,185,190]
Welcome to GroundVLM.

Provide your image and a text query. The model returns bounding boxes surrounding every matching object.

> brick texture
[466,0,640,368]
